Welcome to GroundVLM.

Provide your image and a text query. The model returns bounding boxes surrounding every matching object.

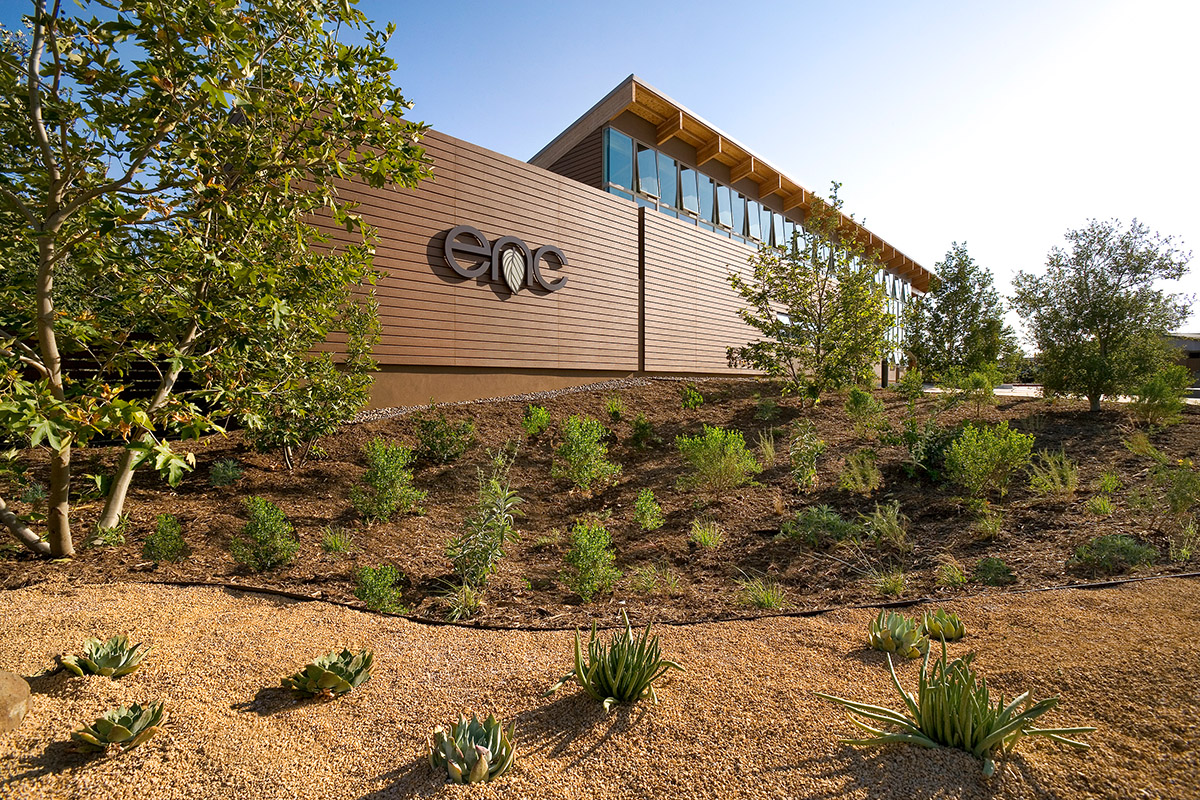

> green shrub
[553,416,621,493]
[955,371,996,418]
[680,383,704,410]
[1170,519,1198,562]
[354,564,406,612]
[443,581,483,621]
[874,568,907,597]
[845,386,885,438]
[893,367,925,404]
[757,428,777,466]
[838,448,882,494]
[1070,535,1156,575]
[737,574,786,609]
[350,438,426,521]
[429,712,517,784]
[87,514,129,548]
[1085,495,1114,516]
[861,501,912,554]
[788,420,826,491]
[522,404,551,438]
[690,518,723,548]
[604,394,625,423]
[1130,365,1191,426]
[209,458,243,487]
[781,505,860,547]
[281,648,374,698]
[675,425,761,493]
[412,403,475,464]
[936,560,968,588]
[972,507,1004,540]
[143,514,188,562]
[629,563,679,594]
[867,611,927,658]
[446,446,522,587]
[1096,470,1122,494]
[634,488,665,531]
[563,519,620,602]
[944,422,1034,499]
[230,497,298,571]
[893,416,955,483]
[1157,459,1200,518]
[629,413,661,449]
[320,526,355,554]
[974,556,1015,586]
[754,395,780,421]
[1028,450,1079,499]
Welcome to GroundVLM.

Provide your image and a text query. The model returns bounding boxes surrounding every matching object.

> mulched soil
[2,379,1198,630]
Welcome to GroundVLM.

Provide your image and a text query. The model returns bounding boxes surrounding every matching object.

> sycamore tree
[1011,219,1191,412]
[0,0,431,557]
[904,242,1016,380]
[727,184,893,404]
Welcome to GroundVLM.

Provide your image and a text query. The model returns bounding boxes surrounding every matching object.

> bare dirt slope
[2,577,1198,799]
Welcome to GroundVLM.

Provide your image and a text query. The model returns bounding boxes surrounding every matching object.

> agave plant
[920,608,966,641]
[816,641,1094,776]
[544,610,683,711]
[281,648,374,699]
[867,611,929,660]
[72,702,166,754]
[428,712,517,784]
[59,635,151,678]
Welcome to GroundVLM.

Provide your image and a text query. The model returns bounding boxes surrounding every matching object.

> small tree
[1011,220,1190,412]
[727,183,892,404]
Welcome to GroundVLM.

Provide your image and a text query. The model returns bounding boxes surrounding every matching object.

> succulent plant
[867,611,929,660]
[920,608,966,641]
[281,648,374,699]
[428,712,517,784]
[72,701,166,754]
[544,610,683,711]
[59,634,151,678]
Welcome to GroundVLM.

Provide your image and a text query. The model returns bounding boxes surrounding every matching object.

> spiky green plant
[867,611,928,659]
[429,713,517,784]
[920,609,966,641]
[816,642,1094,776]
[544,610,683,711]
[72,701,166,754]
[281,648,374,699]
[59,635,151,678]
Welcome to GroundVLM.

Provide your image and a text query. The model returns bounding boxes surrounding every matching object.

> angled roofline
[529,75,932,291]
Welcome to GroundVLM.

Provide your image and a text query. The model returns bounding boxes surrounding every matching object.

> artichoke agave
[544,610,683,711]
[867,611,929,660]
[281,648,374,699]
[72,701,166,754]
[920,608,966,641]
[428,712,517,784]
[59,634,151,678]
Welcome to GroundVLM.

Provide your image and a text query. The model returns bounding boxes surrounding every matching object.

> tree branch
[0,494,51,556]
[27,0,63,197]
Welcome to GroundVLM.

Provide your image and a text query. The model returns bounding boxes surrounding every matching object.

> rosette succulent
[72,702,166,754]
[867,611,929,660]
[429,712,517,784]
[281,648,374,698]
[920,608,966,641]
[59,635,151,678]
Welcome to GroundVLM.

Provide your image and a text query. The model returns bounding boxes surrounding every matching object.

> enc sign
[442,224,568,295]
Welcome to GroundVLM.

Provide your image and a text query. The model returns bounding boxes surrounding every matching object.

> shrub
[754,395,780,421]
[429,713,517,784]
[87,513,129,548]
[143,514,188,562]
[679,383,704,410]
[737,574,786,610]
[629,563,679,594]
[209,458,243,487]
[543,610,683,710]
[936,559,968,588]
[350,438,426,522]
[861,501,912,554]
[838,448,882,494]
[563,519,620,602]
[412,403,475,464]
[817,643,1094,776]
[552,416,621,493]
[1158,459,1200,518]
[230,497,298,571]
[675,425,761,493]
[1097,470,1122,494]
[781,505,860,547]
[58,634,151,678]
[845,386,885,438]
[920,609,966,641]
[443,582,483,621]
[972,507,1004,540]
[522,404,551,438]
[604,394,625,423]
[788,420,826,491]
[72,702,166,753]
[874,568,906,597]
[281,648,373,698]
[893,416,955,483]
[690,518,723,548]
[955,370,996,418]
[1085,495,1114,517]
[354,564,406,612]
[867,611,927,658]
[1070,535,1156,575]
[1028,450,1079,499]
[1130,365,1191,426]
[944,422,1035,499]
[1170,519,1198,562]
[447,446,522,587]
[974,556,1015,586]
[320,526,355,554]
[634,488,664,531]
[893,367,925,404]
[756,428,777,466]
[630,413,661,449]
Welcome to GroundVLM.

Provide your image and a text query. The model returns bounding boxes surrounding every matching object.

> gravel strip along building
[324,75,933,407]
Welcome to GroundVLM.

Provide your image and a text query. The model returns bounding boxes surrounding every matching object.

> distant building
[1167,332,1200,387]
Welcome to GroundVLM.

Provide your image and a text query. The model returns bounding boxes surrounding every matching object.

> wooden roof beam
[730,156,759,185]
[758,173,784,199]
[782,188,808,212]
[656,111,685,145]
[696,136,725,166]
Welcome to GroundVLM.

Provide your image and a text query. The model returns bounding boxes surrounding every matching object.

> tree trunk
[1089,393,1102,413]
[37,230,73,557]
[46,445,74,556]
[0,495,51,556]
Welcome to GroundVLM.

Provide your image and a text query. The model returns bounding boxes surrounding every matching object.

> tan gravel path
[1,577,1198,799]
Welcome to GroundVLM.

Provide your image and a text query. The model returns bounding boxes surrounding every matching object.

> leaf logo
[501,247,525,294]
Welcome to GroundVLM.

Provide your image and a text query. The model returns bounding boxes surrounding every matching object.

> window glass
[717,185,733,227]
[607,186,633,201]
[636,145,658,197]
[730,192,746,236]
[636,196,656,209]
[657,152,678,208]
[680,167,699,214]
[773,213,785,248]
[783,219,795,249]
[747,200,762,240]
[698,174,715,222]
[760,206,773,245]
[604,129,633,190]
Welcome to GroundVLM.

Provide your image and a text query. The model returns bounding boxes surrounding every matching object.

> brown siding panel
[545,127,603,189]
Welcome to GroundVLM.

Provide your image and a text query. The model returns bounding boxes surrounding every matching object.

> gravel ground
[1,577,1198,799]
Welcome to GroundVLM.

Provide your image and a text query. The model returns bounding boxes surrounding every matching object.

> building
[326,76,932,407]
[1167,332,1200,392]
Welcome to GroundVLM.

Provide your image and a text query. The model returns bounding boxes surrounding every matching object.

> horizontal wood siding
[642,211,759,373]
[546,127,603,189]
[323,130,640,371]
